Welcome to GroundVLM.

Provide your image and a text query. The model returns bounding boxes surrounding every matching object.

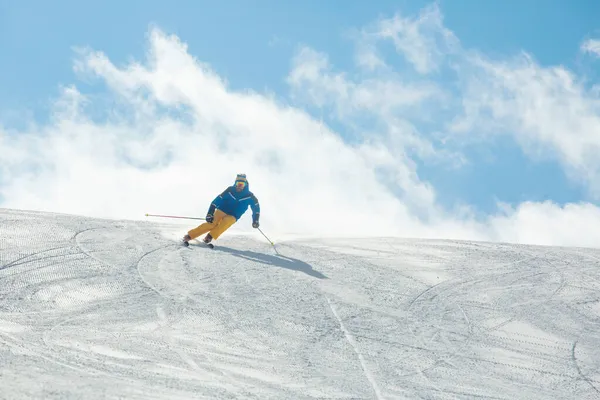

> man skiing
[182,173,260,246]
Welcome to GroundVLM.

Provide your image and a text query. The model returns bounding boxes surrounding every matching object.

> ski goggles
[235,181,246,188]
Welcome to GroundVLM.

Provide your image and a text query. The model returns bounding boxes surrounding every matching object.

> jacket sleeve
[207,187,229,215]
[250,194,260,222]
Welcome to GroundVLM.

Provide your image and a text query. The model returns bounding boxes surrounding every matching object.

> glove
[252,220,259,228]
[206,214,214,223]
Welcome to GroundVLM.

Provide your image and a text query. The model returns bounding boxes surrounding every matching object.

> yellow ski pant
[187,209,236,240]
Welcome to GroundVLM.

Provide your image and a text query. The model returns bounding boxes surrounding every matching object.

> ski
[181,239,214,249]
[197,240,215,249]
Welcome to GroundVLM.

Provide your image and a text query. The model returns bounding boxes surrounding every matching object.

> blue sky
[1,0,596,108]
[2,0,600,245]
[3,0,598,104]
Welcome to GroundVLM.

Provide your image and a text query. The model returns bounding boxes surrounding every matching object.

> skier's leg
[186,222,213,240]
[187,210,226,240]
[208,214,237,240]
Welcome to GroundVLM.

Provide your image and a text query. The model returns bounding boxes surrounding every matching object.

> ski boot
[182,234,191,247]
[203,233,214,248]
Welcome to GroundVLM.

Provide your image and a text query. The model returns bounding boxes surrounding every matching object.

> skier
[182,173,260,246]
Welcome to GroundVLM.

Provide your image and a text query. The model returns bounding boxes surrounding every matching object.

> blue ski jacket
[208,179,260,222]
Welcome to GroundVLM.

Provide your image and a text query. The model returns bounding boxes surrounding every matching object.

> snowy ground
[0,208,599,399]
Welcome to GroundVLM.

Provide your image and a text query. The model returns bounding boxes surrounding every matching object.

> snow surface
[1,208,599,399]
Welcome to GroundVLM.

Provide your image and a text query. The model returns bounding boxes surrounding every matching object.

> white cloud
[1,28,442,240]
[348,7,600,200]
[286,45,460,166]
[489,201,600,248]
[449,53,600,197]
[2,6,600,248]
[284,5,600,247]
[581,38,600,58]
[365,3,459,75]
[354,39,387,71]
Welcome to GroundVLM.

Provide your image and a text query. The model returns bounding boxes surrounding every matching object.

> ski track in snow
[1,209,600,399]
[325,295,383,400]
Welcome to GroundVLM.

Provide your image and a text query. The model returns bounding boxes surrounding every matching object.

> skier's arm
[250,194,260,224]
[207,187,229,215]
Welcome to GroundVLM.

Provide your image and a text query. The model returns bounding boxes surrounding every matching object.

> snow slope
[0,208,599,399]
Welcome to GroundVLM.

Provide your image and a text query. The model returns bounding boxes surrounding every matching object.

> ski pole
[257,227,279,254]
[145,213,206,221]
